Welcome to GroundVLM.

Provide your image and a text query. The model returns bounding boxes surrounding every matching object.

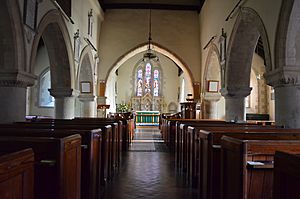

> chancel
[1,0,300,199]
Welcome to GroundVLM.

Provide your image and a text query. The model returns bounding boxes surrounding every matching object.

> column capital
[0,70,36,87]
[78,94,96,102]
[49,87,75,98]
[203,92,222,102]
[264,66,300,88]
[220,87,252,98]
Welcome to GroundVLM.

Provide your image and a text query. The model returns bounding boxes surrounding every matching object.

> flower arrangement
[116,103,130,113]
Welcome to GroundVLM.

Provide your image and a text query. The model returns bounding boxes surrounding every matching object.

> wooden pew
[0,148,34,199]
[189,128,300,199]
[0,134,81,199]
[164,119,226,152]
[221,133,300,199]
[175,121,276,176]
[273,151,300,199]
[0,126,102,199]
[12,121,115,185]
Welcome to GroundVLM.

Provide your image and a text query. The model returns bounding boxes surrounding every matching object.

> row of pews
[161,117,300,199]
[0,117,134,199]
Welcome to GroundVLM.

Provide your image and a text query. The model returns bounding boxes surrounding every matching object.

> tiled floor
[102,127,198,199]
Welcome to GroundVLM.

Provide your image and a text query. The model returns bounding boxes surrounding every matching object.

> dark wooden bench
[184,125,283,188]
[11,121,115,185]
[0,148,34,199]
[0,134,81,199]
[175,122,276,177]
[274,151,300,199]
[189,128,300,199]
[0,126,102,199]
[221,133,300,199]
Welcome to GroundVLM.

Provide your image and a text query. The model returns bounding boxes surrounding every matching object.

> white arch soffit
[106,44,194,96]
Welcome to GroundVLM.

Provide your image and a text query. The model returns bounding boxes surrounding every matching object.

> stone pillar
[97,96,107,118]
[203,93,222,119]
[0,73,36,123]
[49,88,75,119]
[265,67,300,128]
[78,95,95,117]
[221,87,252,122]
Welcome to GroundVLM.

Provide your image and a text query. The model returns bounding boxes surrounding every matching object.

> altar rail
[135,111,160,126]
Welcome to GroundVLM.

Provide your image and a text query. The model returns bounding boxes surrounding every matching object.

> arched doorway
[29,10,75,119]
[222,7,273,122]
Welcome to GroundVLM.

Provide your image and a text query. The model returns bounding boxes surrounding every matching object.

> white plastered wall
[98,9,201,82]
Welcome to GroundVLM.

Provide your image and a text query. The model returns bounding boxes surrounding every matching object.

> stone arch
[275,0,300,68]
[203,43,221,91]
[77,46,95,93]
[30,9,74,89]
[202,44,224,119]
[225,7,272,90]
[0,0,26,73]
[105,42,195,96]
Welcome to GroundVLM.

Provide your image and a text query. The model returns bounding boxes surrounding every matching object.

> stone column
[49,88,75,119]
[265,67,300,128]
[78,95,95,117]
[0,73,36,123]
[221,87,252,122]
[203,93,222,119]
[97,96,107,118]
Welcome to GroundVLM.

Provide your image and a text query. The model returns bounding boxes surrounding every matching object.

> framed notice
[207,80,219,92]
[24,0,37,30]
[80,81,92,93]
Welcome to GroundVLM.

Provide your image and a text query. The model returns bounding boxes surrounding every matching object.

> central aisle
[102,127,198,199]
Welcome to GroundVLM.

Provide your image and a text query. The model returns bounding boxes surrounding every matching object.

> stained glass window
[137,69,143,96]
[145,63,152,94]
[153,69,159,96]
[135,60,161,97]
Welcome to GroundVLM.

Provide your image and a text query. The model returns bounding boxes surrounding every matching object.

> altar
[135,111,160,126]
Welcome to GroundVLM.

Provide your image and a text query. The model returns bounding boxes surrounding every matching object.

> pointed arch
[203,43,221,92]
[275,0,300,67]
[105,42,195,96]
[225,7,272,90]
[0,0,30,79]
[76,46,95,93]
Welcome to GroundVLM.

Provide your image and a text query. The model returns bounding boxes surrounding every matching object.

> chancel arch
[222,7,273,122]
[29,10,75,119]
[202,44,225,120]
[105,43,195,113]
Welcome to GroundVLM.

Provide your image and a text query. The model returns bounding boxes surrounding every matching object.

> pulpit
[180,102,196,119]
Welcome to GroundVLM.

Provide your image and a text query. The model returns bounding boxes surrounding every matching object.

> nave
[102,128,198,199]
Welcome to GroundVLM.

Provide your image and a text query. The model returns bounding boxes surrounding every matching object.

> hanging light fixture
[143,7,158,61]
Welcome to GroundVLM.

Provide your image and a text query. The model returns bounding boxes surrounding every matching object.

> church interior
[1,0,300,198]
